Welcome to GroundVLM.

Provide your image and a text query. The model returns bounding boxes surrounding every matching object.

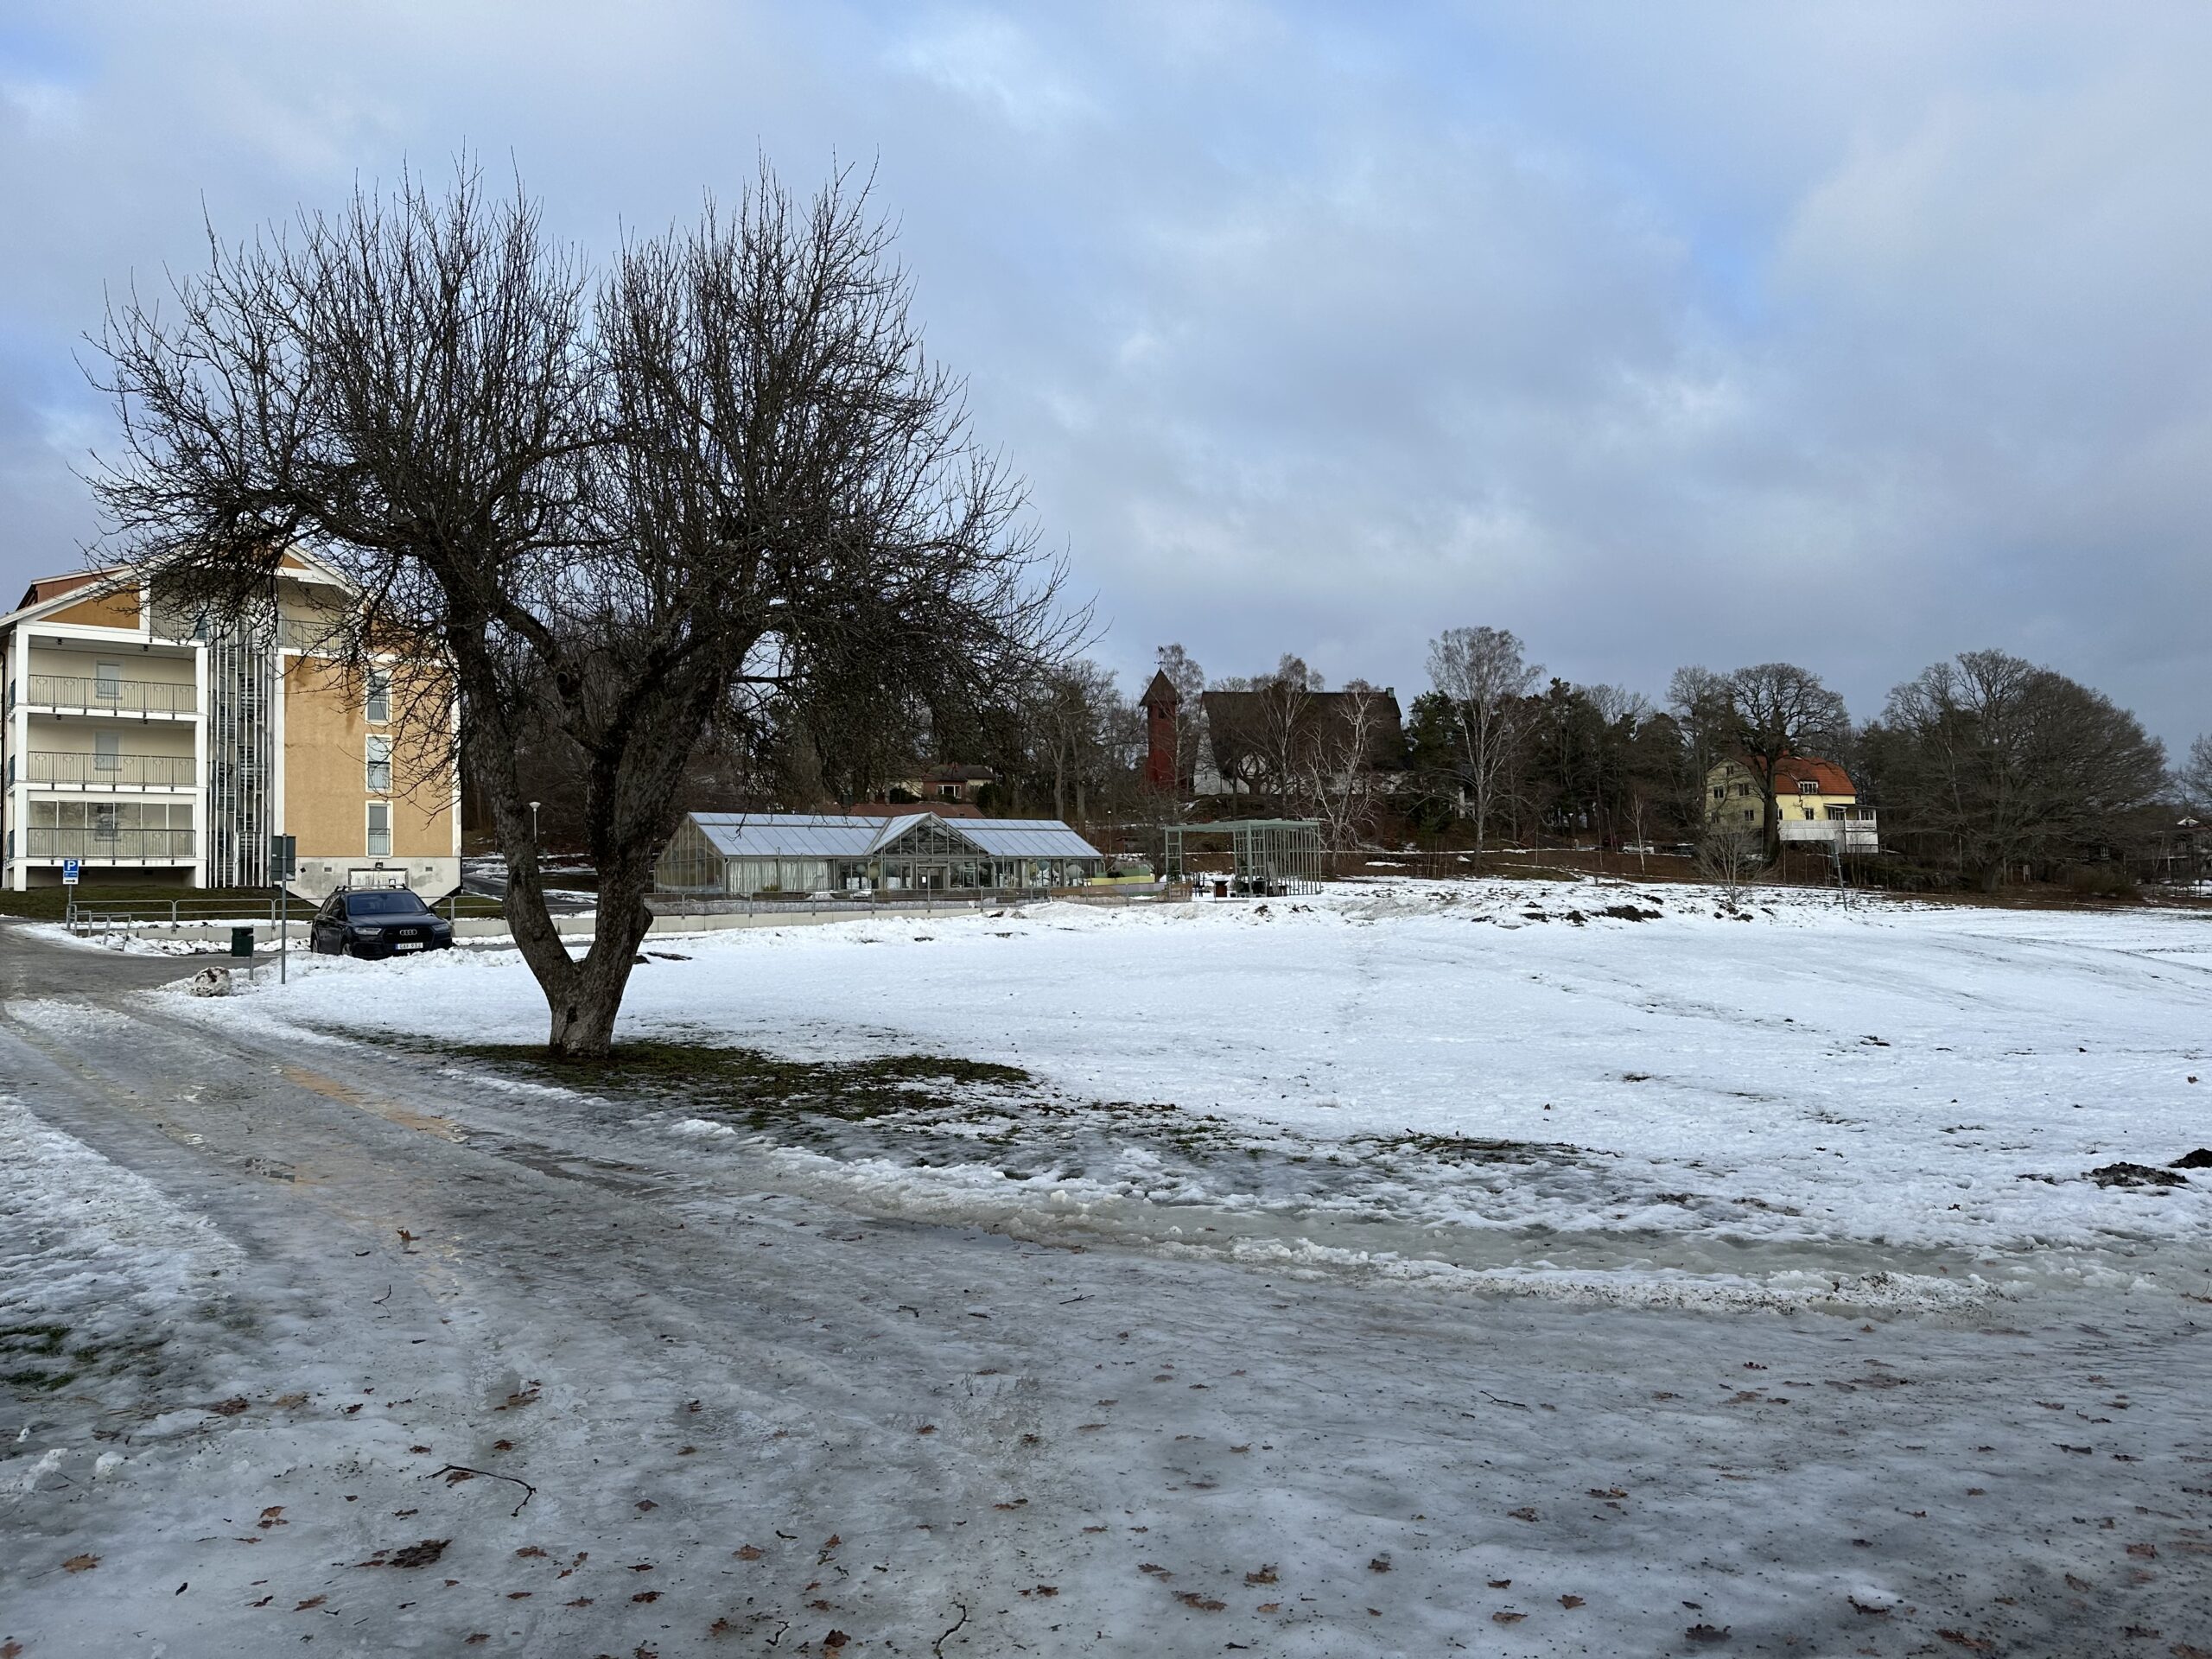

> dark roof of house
[1200,688,1408,775]
[922,764,998,784]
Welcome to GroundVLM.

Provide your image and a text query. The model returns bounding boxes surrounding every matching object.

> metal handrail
[25,751,197,786]
[25,674,197,715]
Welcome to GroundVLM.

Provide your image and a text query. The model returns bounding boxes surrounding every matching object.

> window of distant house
[94,731,120,772]
[365,666,391,724]
[95,661,122,701]
[366,801,391,857]
[939,785,959,801]
[365,735,393,795]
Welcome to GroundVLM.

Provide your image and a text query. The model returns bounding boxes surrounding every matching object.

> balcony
[24,828,197,861]
[24,752,197,788]
[22,674,197,716]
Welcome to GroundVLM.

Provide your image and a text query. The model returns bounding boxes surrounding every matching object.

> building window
[93,804,120,842]
[366,802,391,857]
[365,667,391,724]
[365,735,393,795]
[95,732,121,772]
[95,661,123,702]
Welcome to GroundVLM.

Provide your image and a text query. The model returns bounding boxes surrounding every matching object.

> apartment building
[0,554,460,896]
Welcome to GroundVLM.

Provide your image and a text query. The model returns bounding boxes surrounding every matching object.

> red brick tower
[1140,669,1180,793]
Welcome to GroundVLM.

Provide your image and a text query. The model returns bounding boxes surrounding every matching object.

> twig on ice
[423,1462,537,1516]
[1478,1390,1529,1410]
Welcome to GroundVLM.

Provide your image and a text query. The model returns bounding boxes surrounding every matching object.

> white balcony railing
[25,828,196,860]
[25,752,197,787]
[24,674,197,715]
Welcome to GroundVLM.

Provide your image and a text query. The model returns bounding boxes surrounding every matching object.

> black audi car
[308,888,455,958]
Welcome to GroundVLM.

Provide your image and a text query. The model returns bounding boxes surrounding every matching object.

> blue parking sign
[62,858,81,884]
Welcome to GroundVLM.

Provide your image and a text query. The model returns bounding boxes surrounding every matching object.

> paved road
[0,923,2205,1658]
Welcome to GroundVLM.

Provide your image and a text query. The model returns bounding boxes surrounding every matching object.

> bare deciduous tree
[1866,650,2166,890]
[91,162,1071,1057]
[1029,658,1130,823]
[1153,641,1206,791]
[1426,626,1540,866]
[1306,678,1391,853]
[2179,733,2212,815]
[1716,663,1852,859]
[1696,823,1764,909]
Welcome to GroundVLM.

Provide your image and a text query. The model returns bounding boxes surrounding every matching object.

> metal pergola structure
[1161,818,1325,894]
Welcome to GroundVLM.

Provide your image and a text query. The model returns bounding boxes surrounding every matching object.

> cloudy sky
[3,3,2208,747]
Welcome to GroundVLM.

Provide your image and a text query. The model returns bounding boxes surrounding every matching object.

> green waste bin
[230,926,256,958]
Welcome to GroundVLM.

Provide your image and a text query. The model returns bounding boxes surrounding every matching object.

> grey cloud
[2,2,2206,747]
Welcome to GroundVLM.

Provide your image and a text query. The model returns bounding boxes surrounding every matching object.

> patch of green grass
[3,1368,77,1392]
[1,1325,77,1394]
[404,1037,1035,1131]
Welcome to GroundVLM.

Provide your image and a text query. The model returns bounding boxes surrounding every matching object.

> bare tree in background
[1696,823,1763,910]
[1427,626,1540,867]
[91,162,1071,1057]
[1717,663,1852,860]
[2179,734,2212,814]
[1867,650,2166,891]
[1154,641,1207,791]
[1306,678,1391,853]
[1031,658,1129,822]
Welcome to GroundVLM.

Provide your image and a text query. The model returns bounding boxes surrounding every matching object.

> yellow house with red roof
[1705,754,1878,853]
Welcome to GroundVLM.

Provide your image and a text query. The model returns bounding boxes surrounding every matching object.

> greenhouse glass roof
[688,812,1102,861]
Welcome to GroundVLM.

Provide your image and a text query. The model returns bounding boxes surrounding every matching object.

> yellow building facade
[0,556,460,894]
[1704,755,1878,853]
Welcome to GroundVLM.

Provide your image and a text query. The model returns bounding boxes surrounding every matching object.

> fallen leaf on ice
[387,1538,451,1568]
[516,1547,547,1559]
[295,1595,326,1611]
[1560,1594,1585,1609]
[1507,1507,1539,1522]
[1244,1567,1278,1586]
[1936,1632,1994,1654]
[1492,1611,1526,1624]
[1174,1592,1227,1611]
[62,1555,99,1573]
[734,1546,764,1560]
[1138,1563,1171,1578]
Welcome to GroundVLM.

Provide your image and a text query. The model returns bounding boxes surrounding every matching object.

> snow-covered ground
[184,879,2212,1314]
[6,887,2211,1656]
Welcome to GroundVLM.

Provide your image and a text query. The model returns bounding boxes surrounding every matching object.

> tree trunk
[548,869,656,1059]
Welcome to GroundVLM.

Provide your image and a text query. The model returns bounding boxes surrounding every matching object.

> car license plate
[395,941,423,952]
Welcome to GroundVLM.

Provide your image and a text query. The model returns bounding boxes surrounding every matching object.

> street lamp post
[529,800,540,843]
